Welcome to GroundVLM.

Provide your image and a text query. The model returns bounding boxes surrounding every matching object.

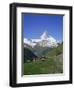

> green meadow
[24,55,63,75]
[24,43,63,75]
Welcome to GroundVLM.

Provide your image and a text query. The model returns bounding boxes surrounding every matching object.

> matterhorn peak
[24,30,58,48]
[40,31,49,40]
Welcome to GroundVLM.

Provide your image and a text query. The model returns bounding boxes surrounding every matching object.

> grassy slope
[47,43,63,57]
[24,57,63,75]
[24,44,63,75]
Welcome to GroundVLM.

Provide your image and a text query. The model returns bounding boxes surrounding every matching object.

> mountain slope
[33,45,51,57]
[24,48,38,62]
[46,43,63,57]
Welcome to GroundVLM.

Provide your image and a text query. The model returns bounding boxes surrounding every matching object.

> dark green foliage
[24,48,37,62]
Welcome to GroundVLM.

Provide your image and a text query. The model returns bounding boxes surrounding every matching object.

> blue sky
[22,13,63,42]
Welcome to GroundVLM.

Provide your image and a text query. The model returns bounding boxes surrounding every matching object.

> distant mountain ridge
[24,31,58,48]
[24,42,63,63]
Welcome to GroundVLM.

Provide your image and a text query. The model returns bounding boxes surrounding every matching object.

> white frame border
[16,7,70,84]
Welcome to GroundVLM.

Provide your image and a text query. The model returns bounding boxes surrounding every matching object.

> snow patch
[24,31,58,48]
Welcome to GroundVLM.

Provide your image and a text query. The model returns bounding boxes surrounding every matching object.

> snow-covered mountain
[24,31,58,48]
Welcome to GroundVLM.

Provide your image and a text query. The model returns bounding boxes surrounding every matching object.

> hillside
[24,53,63,75]
[24,43,63,62]
[24,43,63,75]
[33,45,51,57]
[47,43,63,57]
[24,48,38,62]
